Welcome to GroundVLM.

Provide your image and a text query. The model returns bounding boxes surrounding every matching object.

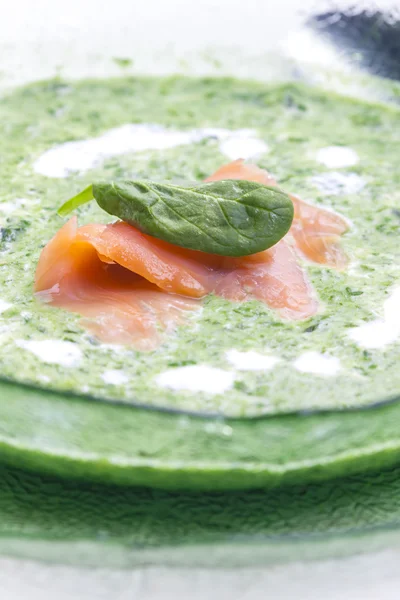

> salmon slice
[35,160,349,348]
[215,241,317,320]
[289,194,348,268]
[35,219,317,348]
[207,159,349,268]
[35,218,198,351]
[206,159,278,186]
[76,221,218,298]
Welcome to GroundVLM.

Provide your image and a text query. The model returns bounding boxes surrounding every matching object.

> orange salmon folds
[35,161,348,349]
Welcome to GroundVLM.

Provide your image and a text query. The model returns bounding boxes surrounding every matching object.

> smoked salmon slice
[34,161,348,349]
[207,159,349,268]
[35,217,199,350]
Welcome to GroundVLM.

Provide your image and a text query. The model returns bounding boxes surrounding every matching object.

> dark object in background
[309,8,400,81]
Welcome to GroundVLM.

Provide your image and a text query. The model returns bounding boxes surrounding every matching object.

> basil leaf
[91,179,294,256]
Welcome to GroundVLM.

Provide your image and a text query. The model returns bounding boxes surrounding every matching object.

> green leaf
[57,185,94,217]
[92,179,294,256]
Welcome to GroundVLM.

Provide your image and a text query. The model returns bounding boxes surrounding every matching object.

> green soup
[0,76,399,418]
